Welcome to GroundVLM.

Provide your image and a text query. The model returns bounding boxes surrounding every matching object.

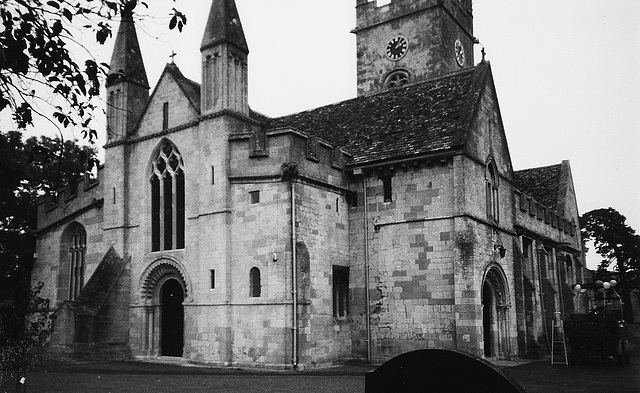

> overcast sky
[21,0,640,269]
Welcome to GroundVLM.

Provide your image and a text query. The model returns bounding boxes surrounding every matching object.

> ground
[1,356,638,393]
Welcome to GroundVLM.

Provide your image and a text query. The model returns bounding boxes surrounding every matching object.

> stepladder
[551,311,569,366]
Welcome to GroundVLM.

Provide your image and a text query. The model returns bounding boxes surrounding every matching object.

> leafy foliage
[581,208,640,274]
[0,282,52,372]
[0,0,186,140]
[0,130,97,328]
[580,207,640,321]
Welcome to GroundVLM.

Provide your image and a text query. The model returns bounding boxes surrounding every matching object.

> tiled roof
[513,164,563,210]
[266,62,490,165]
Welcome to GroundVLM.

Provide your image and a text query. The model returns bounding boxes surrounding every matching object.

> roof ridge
[514,162,563,174]
[270,65,479,122]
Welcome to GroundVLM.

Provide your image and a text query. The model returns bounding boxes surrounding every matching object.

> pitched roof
[165,63,202,115]
[107,11,149,88]
[513,163,563,210]
[201,0,248,53]
[72,247,126,316]
[130,62,267,134]
[266,62,490,165]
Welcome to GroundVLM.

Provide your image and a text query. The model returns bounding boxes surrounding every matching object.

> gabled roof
[107,11,149,88]
[165,63,202,115]
[266,62,491,166]
[513,163,563,210]
[201,0,248,53]
[130,62,267,135]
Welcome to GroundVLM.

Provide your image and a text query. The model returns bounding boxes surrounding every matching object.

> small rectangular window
[522,237,532,258]
[250,190,260,204]
[162,102,169,130]
[211,166,215,185]
[381,175,392,202]
[210,269,215,289]
[346,190,358,208]
[333,266,349,318]
[66,180,78,199]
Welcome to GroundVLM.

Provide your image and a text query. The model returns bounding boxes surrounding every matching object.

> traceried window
[486,159,499,221]
[384,70,410,89]
[151,140,185,251]
[68,226,86,300]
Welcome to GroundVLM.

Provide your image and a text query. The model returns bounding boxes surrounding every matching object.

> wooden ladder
[551,312,569,366]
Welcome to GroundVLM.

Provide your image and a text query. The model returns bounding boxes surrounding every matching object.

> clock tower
[353,0,474,96]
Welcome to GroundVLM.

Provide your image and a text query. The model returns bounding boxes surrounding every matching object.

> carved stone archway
[138,258,191,356]
[482,264,511,359]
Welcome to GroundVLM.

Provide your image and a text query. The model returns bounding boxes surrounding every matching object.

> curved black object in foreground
[365,349,526,393]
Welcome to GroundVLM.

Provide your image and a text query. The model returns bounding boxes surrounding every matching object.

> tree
[580,207,640,322]
[0,130,97,340]
[1,0,186,141]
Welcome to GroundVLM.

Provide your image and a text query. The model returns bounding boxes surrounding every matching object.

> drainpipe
[363,175,372,363]
[291,180,298,369]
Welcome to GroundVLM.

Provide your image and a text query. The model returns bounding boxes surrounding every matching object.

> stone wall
[34,172,104,307]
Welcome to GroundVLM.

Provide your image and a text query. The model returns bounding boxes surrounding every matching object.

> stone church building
[33,0,587,368]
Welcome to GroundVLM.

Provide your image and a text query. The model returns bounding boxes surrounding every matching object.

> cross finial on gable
[170,50,177,63]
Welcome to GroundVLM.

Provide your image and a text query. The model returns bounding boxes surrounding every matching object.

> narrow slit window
[333,266,349,318]
[249,267,261,297]
[210,269,215,289]
[381,175,392,202]
[162,102,169,130]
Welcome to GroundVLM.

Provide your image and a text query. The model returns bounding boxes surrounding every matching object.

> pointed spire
[200,0,248,53]
[107,10,149,88]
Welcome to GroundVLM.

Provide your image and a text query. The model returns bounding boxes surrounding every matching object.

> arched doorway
[160,279,184,357]
[482,265,510,359]
[482,280,496,357]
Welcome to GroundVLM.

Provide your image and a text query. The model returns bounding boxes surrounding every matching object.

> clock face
[455,39,465,66]
[386,35,408,61]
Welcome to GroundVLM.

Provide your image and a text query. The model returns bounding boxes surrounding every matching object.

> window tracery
[151,140,185,251]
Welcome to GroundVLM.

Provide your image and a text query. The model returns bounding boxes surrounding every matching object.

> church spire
[201,0,248,53]
[200,0,249,116]
[107,9,149,89]
[106,9,150,140]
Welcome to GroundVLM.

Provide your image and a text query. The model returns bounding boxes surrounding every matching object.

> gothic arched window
[384,70,410,89]
[486,160,499,221]
[249,267,261,297]
[151,141,185,251]
[68,226,86,300]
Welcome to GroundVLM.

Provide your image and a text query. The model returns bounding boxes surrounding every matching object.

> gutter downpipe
[362,173,372,363]
[291,180,298,369]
